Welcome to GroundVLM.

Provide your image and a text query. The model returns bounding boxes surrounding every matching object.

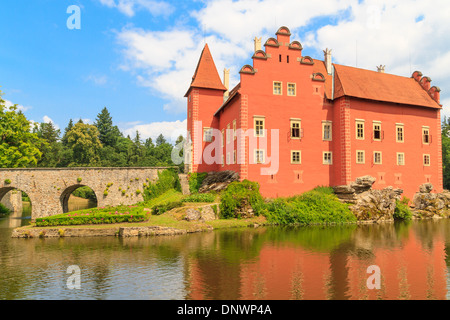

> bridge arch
[0,186,33,216]
[60,184,98,213]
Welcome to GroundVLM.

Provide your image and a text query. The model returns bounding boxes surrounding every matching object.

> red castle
[185,26,443,199]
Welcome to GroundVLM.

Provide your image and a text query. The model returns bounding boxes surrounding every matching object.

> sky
[1,0,450,142]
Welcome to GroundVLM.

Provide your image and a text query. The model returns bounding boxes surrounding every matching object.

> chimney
[223,68,230,101]
[323,48,332,75]
[377,65,385,73]
[254,37,262,52]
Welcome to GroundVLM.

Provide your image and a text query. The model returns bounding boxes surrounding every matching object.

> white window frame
[291,150,301,164]
[356,150,365,164]
[323,152,333,165]
[423,154,430,166]
[373,121,382,141]
[373,151,382,165]
[254,116,265,137]
[203,127,213,143]
[397,152,405,166]
[422,126,430,145]
[255,149,265,164]
[273,81,282,95]
[287,83,296,96]
[396,124,404,143]
[356,120,365,140]
[322,121,332,141]
[290,119,301,139]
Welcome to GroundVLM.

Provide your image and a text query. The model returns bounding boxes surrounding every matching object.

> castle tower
[185,44,227,173]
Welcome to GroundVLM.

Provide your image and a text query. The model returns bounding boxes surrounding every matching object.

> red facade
[185,27,443,199]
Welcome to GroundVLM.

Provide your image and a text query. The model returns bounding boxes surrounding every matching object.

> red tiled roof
[185,44,227,96]
[333,64,441,109]
[214,83,241,116]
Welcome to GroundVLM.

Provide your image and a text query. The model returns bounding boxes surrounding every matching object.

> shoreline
[11,214,437,239]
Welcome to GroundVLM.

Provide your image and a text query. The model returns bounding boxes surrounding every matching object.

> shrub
[4,179,11,185]
[152,201,184,215]
[394,197,412,221]
[103,190,109,197]
[0,203,10,215]
[182,193,215,203]
[35,208,149,227]
[219,180,265,219]
[77,177,82,183]
[263,189,356,225]
[143,169,181,201]
[188,172,208,193]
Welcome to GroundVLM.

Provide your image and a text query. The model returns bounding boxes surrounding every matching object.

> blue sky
[1,0,449,141]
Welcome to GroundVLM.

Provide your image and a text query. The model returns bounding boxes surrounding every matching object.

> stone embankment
[334,176,450,221]
[411,183,450,219]
[11,225,212,239]
[333,176,403,222]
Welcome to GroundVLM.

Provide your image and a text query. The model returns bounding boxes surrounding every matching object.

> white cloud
[98,0,174,17]
[115,0,450,115]
[120,119,187,143]
[85,74,108,86]
[3,99,32,112]
[42,115,60,130]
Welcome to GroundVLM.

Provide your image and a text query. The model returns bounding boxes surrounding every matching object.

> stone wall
[0,167,171,219]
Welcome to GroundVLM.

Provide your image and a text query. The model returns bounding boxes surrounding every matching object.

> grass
[22,182,362,234]
[21,188,265,232]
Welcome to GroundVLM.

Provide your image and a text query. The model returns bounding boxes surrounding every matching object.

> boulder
[184,205,219,222]
[198,171,240,193]
[412,184,450,219]
[333,176,403,222]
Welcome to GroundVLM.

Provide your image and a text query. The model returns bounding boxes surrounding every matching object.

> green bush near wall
[143,169,181,201]
[188,172,208,194]
[0,203,10,215]
[219,180,265,219]
[393,197,413,221]
[263,188,356,225]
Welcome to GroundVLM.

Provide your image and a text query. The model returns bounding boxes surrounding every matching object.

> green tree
[442,117,450,189]
[0,94,43,168]
[94,107,122,147]
[65,122,103,166]
[156,134,167,146]
[61,119,74,147]
[34,121,63,167]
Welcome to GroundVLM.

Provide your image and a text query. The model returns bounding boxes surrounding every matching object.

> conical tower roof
[185,44,227,96]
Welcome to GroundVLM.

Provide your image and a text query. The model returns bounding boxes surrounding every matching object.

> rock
[199,206,217,222]
[419,183,433,193]
[198,171,240,193]
[350,176,376,193]
[184,205,218,222]
[333,176,403,222]
[185,208,201,221]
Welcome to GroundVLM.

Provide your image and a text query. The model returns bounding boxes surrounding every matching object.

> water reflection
[0,218,450,300]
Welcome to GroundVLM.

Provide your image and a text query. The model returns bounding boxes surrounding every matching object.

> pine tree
[94,107,122,147]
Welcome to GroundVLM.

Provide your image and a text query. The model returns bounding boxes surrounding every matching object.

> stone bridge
[0,167,171,219]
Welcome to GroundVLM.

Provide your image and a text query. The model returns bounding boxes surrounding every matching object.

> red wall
[347,98,441,199]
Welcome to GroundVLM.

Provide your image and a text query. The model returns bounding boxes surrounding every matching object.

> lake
[1,205,450,300]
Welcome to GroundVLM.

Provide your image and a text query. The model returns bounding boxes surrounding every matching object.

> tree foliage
[0,94,43,168]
